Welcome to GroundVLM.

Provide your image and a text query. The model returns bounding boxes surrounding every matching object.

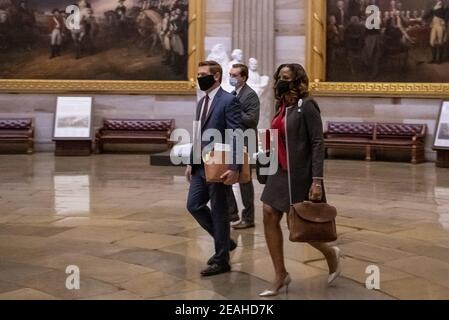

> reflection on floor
[0,154,448,300]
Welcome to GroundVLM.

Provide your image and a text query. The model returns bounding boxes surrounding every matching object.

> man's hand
[220,170,239,185]
[185,165,192,183]
[309,179,323,202]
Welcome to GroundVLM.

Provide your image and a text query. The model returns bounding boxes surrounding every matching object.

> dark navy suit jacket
[190,87,243,174]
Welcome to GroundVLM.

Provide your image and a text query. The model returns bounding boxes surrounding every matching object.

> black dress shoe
[207,239,237,265]
[229,213,240,223]
[201,263,231,277]
[232,221,255,230]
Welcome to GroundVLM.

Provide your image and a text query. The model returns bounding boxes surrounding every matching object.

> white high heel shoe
[259,274,292,297]
[328,246,342,285]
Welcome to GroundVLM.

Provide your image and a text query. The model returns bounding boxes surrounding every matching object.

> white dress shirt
[199,85,220,125]
[193,86,220,156]
[235,84,244,96]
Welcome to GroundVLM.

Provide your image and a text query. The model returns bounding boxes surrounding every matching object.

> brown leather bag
[204,150,251,184]
[287,201,338,243]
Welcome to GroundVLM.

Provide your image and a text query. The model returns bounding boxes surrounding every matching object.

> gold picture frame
[0,0,204,95]
[306,0,449,98]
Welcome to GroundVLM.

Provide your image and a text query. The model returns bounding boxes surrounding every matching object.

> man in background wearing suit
[186,61,243,277]
[334,0,348,30]
[227,64,260,230]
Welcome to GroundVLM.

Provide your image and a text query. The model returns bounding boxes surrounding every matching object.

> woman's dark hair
[273,63,310,102]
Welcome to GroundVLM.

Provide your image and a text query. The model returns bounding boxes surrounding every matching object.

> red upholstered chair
[372,123,426,164]
[0,118,34,154]
[324,122,376,161]
[95,119,175,153]
[324,121,427,164]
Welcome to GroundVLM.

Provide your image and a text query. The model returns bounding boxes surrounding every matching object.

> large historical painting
[326,0,449,82]
[0,0,203,94]
[307,0,449,97]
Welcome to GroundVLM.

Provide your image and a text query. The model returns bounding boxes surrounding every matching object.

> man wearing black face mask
[186,60,243,277]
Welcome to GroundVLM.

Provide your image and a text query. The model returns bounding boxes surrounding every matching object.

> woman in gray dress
[259,64,341,297]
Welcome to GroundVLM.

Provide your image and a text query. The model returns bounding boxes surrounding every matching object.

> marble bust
[247,57,269,97]
[206,44,230,74]
[228,49,243,70]
[206,44,232,93]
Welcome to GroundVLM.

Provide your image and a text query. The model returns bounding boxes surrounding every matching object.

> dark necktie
[232,90,237,96]
[201,94,210,124]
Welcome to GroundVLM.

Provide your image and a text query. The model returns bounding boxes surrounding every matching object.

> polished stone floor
[0,153,448,300]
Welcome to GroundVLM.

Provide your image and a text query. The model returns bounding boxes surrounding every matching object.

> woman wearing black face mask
[259,64,341,297]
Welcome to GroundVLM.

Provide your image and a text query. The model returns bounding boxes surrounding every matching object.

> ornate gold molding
[306,0,326,82]
[311,81,449,98]
[0,0,204,95]
[306,0,449,98]
[0,79,197,94]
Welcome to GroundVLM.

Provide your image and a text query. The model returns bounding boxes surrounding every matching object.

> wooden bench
[95,119,175,153]
[324,122,427,164]
[0,118,34,154]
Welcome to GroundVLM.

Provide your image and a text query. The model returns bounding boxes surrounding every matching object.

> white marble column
[232,0,275,76]
[232,0,275,130]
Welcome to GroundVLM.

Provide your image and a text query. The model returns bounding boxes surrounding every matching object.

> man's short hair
[232,63,249,81]
[198,60,223,82]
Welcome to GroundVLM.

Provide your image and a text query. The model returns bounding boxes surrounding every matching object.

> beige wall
[0,0,442,160]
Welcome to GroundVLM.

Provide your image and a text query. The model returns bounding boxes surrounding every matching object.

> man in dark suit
[227,64,260,230]
[186,60,243,277]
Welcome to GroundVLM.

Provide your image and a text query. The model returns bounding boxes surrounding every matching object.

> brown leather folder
[204,150,251,184]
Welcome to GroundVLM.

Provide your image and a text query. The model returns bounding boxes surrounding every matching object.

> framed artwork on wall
[306,0,449,98]
[53,96,93,140]
[0,0,204,94]
[434,101,449,150]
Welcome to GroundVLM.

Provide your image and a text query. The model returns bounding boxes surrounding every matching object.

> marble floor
[0,153,448,300]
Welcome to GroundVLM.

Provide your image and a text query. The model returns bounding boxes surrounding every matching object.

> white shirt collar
[206,85,220,102]
[199,85,220,122]
[235,83,245,95]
